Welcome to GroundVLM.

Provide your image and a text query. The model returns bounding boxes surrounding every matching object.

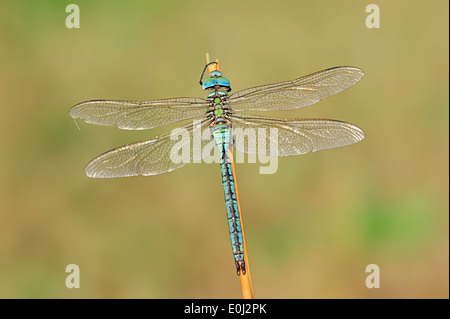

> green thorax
[207,90,230,123]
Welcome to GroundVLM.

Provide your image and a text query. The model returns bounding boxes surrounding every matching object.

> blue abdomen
[212,124,245,275]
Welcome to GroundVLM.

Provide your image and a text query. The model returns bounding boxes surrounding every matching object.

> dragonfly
[69,57,365,276]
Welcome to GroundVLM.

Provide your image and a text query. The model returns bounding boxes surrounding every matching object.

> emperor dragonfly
[69,58,365,276]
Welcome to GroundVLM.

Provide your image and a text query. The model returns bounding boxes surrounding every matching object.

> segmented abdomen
[212,124,245,275]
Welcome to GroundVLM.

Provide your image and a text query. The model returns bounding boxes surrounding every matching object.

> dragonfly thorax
[207,90,231,126]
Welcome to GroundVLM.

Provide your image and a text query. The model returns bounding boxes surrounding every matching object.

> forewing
[228,67,364,111]
[69,97,207,130]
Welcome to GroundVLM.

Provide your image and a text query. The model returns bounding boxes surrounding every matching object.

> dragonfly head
[199,61,231,92]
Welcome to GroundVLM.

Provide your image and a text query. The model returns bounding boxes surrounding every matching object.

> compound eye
[201,77,216,90]
[216,76,230,88]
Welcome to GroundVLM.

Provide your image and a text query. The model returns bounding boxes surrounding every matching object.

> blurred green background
[0,0,448,298]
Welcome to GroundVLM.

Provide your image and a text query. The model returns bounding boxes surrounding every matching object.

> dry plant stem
[228,148,254,299]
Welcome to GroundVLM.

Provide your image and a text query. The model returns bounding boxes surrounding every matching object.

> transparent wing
[85,120,214,178]
[69,97,207,130]
[228,66,364,111]
[229,114,364,157]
